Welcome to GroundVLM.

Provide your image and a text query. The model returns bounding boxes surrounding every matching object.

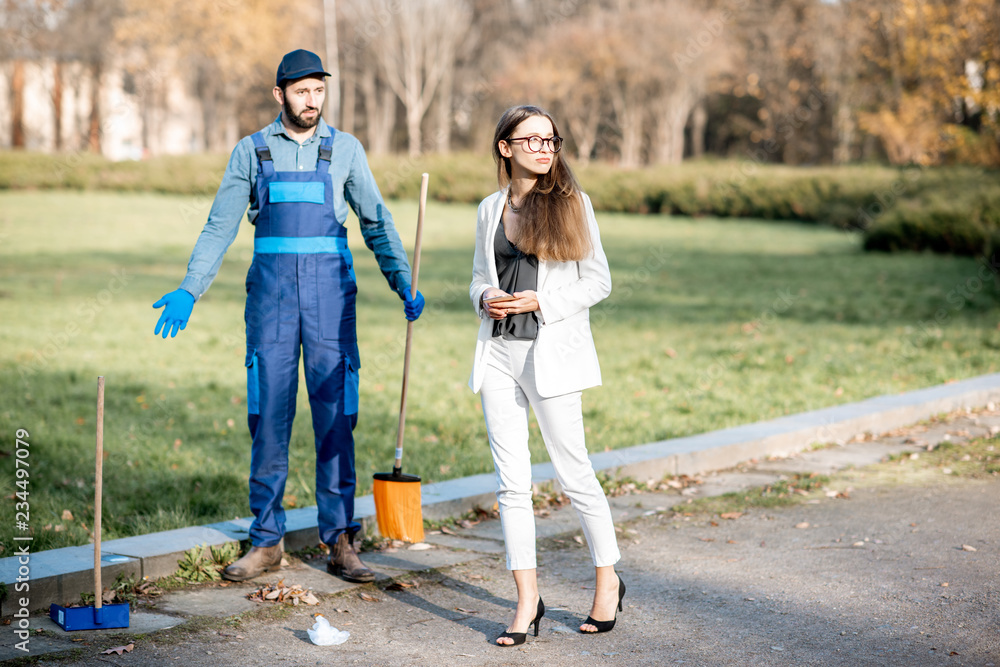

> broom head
[373,470,424,543]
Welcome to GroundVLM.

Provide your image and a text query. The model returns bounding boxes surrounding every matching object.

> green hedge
[2,150,997,255]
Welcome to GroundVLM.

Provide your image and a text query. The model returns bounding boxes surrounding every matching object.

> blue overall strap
[251,132,275,178]
[315,132,335,177]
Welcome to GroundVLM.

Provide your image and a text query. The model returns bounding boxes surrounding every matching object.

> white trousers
[481,336,621,570]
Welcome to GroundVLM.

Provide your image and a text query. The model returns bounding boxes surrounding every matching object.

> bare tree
[349,0,473,157]
[322,0,340,127]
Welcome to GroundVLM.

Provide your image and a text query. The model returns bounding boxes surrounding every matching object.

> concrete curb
[4,372,999,612]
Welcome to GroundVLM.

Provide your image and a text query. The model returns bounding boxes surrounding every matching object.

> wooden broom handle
[94,376,104,609]
[394,173,428,471]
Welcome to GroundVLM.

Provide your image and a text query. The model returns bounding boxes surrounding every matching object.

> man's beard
[283,98,321,130]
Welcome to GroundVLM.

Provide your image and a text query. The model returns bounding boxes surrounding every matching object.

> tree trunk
[434,63,453,153]
[613,89,644,168]
[322,0,340,128]
[360,62,396,155]
[341,45,356,135]
[690,99,707,158]
[11,60,25,149]
[833,97,854,164]
[406,101,422,157]
[375,84,396,155]
[88,61,102,154]
[566,108,600,166]
[653,89,696,165]
[361,64,377,149]
[52,61,63,151]
[360,64,395,155]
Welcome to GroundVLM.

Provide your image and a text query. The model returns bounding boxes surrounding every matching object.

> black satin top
[492,219,538,340]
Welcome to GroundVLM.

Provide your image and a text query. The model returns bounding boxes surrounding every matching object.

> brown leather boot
[221,542,283,581]
[327,532,375,583]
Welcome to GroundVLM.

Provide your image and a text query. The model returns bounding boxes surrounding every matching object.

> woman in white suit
[469,105,624,646]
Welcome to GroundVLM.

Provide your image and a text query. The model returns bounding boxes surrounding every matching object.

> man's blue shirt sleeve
[179,139,254,300]
[344,141,412,299]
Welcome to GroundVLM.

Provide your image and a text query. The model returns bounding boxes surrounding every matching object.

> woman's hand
[502,290,539,315]
[482,288,511,320]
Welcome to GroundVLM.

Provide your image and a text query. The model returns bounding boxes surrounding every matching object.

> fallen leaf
[573,535,584,545]
[455,607,478,614]
[710,521,719,527]
[61,509,74,521]
[795,522,810,529]
[468,574,483,580]
[961,544,977,552]
[334,608,350,613]
[727,540,738,544]
[101,643,134,656]
[699,537,715,542]
[853,541,865,547]
[386,581,419,591]
[440,526,457,535]
[720,512,742,520]
[940,582,949,587]
[299,592,320,605]
[358,592,380,602]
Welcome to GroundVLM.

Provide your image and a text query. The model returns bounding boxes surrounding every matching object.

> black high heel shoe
[496,597,545,646]
[581,576,626,634]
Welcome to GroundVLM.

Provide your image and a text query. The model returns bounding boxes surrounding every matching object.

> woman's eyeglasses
[507,135,563,153]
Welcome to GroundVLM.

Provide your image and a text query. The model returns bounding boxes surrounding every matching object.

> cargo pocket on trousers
[343,352,359,416]
[246,348,260,416]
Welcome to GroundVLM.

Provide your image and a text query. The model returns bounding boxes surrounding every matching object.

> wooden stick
[94,376,104,610]
[394,173,428,471]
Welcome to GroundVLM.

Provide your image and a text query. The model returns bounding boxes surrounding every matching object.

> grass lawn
[1,190,998,553]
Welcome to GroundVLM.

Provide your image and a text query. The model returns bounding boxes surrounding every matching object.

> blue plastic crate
[49,603,129,631]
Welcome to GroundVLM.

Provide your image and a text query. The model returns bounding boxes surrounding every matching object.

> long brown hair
[493,105,592,262]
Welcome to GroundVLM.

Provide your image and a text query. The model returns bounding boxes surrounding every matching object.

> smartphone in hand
[483,293,517,304]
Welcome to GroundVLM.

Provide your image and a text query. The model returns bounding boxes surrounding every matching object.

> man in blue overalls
[152,50,424,582]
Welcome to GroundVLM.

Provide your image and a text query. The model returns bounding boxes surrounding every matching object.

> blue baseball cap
[276,49,331,87]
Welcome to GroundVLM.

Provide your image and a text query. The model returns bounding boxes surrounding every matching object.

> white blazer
[468,189,612,398]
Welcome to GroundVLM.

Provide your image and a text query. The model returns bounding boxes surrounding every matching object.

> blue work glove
[152,289,195,338]
[403,290,425,321]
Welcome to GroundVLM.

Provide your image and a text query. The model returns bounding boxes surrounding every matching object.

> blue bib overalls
[245,131,362,548]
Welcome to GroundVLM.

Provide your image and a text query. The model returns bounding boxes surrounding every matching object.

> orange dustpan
[373,173,427,543]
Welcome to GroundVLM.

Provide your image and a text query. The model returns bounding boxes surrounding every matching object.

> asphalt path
[32,477,998,666]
